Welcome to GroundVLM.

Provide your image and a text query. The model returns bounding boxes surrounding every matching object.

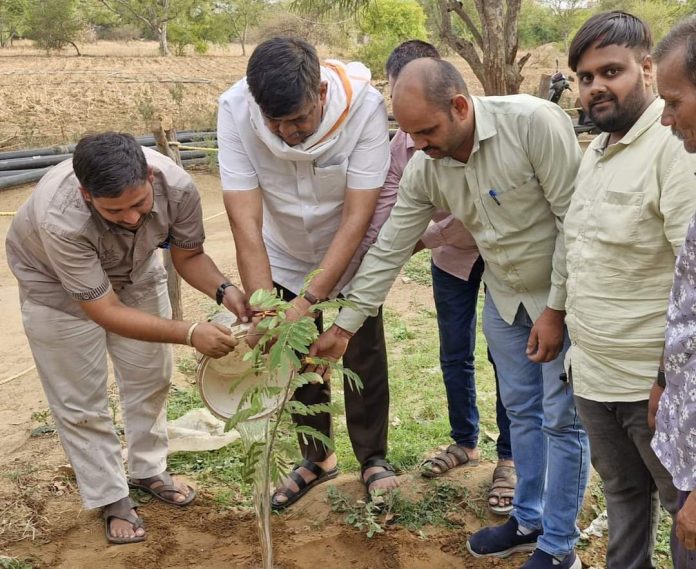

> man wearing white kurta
[217,37,394,508]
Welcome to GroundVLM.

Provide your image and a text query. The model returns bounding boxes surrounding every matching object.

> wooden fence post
[152,116,184,321]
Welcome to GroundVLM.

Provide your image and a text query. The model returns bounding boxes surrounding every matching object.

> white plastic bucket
[196,312,290,422]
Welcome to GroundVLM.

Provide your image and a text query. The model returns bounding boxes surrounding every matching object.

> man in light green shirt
[564,11,696,569]
[311,58,589,569]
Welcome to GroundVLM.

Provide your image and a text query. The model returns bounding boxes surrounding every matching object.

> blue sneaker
[521,549,582,569]
[467,517,541,558]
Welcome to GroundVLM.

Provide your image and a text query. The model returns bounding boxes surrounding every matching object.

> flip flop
[128,471,197,506]
[271,458,339,511]
[421,444,480,479]
[103,497,146,545]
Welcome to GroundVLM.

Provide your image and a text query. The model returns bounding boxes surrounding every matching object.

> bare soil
[0,43,603,569]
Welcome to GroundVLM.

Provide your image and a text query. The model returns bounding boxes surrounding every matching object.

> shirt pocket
[596,190,644,245]
[312,159,348,202]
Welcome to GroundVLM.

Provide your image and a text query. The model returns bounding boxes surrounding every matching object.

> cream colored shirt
[336,95,581,333]
[565,98,696,402]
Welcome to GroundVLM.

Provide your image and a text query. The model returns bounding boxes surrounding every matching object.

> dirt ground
[0,42,604,568]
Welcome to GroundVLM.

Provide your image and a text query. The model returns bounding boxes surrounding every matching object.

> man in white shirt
[217,37,394,508]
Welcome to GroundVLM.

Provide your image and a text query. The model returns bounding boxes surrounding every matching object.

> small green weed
[176,354,198,378]
[0,557,35,569]
[167,386,203,421]
[327,486,384,538]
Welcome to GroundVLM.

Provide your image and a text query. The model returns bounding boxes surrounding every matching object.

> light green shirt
[565,98,696,402]
[336,95,582,333]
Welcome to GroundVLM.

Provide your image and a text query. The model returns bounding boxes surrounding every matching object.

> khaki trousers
[21,281,172,510]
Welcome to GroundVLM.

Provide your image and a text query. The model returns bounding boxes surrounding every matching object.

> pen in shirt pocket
[489,189,502,206]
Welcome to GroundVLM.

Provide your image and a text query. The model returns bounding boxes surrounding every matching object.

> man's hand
[309,325,353,363]
[191,322,238,358]
[221,284,251,323]
[648,381,665,430]
[527,307,565,363]
[677,491,696,550]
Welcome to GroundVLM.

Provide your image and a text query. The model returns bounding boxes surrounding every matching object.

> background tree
[355,0,428,79]
[207,0,267,56]
[25,0,84,55]
[0,0,26,47]
[542,0,589,51]
[97,0,199,55]
[292,0,530,95]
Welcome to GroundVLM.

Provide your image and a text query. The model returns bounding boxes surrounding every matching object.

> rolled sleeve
[346,103,390,190]
[169,184,206,249]
[217,97,259,191]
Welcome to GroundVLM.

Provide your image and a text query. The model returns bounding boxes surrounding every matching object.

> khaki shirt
[6,147,205,318]
[335,95,581,332]
[565,98,696,402]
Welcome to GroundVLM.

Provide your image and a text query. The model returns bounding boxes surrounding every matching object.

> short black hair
[246,37,321,118]
[568,11,652,72]
[386,39,440,80]
[73,132,148,198]
[654,15,696,87]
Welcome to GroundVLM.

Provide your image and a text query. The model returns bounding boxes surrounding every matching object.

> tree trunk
[158,21,170,56]
[240,23,247,56]
[438,0,530,96]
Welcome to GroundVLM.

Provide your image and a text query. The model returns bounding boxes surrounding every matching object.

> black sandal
[361,457,397,501]
[271,458,339,511]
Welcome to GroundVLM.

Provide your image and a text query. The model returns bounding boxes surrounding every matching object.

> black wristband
[657,369,666,388]
[302,290,325,305]
[216,282,235,305]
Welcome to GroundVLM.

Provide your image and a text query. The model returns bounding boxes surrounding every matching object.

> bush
[353,0,427,79]
[25,0,83,54]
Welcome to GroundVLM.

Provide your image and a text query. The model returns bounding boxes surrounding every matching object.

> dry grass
[0,39,571,150]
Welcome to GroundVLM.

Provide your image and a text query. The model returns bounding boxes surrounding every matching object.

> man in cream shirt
[565,11,696,569]
[312,58,589,569]
[217,37,395,508]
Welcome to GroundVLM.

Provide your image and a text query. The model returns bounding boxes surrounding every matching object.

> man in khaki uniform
[6,132,246,544]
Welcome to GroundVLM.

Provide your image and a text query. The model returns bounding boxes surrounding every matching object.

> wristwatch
[301,290,326,305]
[216,282,235,305]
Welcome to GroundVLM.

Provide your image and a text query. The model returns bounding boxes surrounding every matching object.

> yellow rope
[0,212,16,216]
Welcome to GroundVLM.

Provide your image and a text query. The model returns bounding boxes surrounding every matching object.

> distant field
[0,39,573,150]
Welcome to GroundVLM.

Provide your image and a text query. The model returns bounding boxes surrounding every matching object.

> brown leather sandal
[421,444,480,479]
[488,464,516,515]
[128,471,196,506]
[103,497,146,545]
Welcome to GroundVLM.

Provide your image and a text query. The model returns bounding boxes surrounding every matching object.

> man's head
[246,37,326,146]
[569,11,654,136]
[73,132,154,231]
[654,15,696,153]
[391,58,472,161]
[386,39,440,89]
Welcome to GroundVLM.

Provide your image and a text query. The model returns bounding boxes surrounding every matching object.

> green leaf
[294,425,334,449]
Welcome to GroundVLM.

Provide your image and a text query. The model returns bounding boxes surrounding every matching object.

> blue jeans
[482,292,589,557]
[432,258,512,460]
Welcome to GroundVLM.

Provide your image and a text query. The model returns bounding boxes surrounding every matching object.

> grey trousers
[575,396,679,569]
[673,491,696,569]
[21,281,172,509]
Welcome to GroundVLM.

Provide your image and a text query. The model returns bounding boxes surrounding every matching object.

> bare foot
[273,454,338,506]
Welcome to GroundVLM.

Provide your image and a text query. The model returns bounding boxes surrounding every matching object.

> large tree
[291,0,530,95]
[436,0,530,95]
[97,0,197,55]
[25,0,84,55]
